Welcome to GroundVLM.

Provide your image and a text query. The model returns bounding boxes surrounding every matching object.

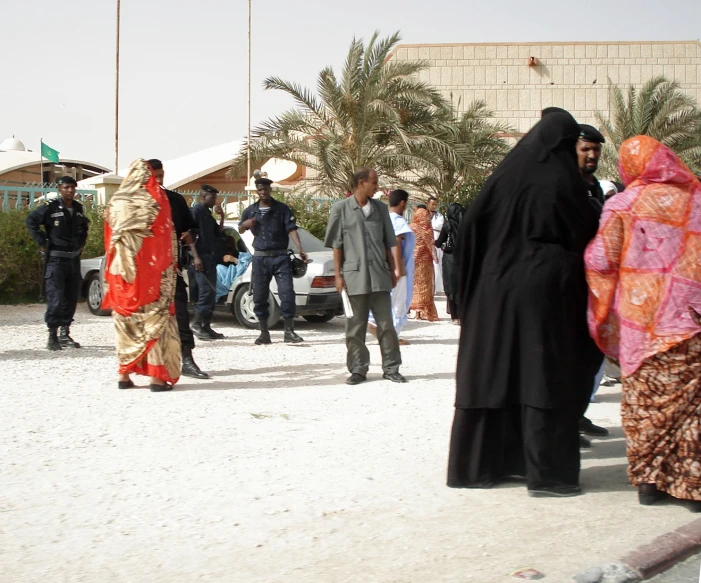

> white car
[80,226,342,328]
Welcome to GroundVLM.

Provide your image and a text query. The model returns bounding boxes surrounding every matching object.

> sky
[2,0,700,171]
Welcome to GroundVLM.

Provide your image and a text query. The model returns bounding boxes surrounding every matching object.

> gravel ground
[1,299,698,583]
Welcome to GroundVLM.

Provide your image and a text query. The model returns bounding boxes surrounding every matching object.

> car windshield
[222,225,327,253]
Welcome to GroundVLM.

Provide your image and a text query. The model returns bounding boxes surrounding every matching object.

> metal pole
[247,0,251,182]
[40,138,44,188]
[115,0,121,173]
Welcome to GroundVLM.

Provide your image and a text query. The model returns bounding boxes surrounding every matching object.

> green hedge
[0,203,105,302]
[286,194,333,241]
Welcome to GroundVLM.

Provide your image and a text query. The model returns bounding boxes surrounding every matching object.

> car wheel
[232,283,281,329]
[302,311,336,323]
[86,272,111,316]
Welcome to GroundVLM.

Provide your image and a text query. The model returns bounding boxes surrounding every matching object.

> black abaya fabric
[447,406,581,489]
[454,111,602,411]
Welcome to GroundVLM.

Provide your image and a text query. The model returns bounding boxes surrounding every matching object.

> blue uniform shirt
[239,198,298,251]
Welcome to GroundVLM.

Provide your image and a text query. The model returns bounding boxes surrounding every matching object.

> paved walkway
[1,300,699,582]
[649,555,700,582]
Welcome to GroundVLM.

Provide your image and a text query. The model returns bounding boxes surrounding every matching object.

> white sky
[2,0,700,170]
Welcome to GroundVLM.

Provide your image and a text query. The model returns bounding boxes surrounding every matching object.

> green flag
[41,141,60,163]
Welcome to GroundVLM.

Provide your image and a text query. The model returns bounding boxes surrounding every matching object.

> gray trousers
[346,292,402,375]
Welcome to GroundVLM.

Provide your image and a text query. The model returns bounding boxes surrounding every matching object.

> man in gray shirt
[324,168,406,385]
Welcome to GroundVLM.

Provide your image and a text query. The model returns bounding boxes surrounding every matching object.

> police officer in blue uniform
[239,176,307,345]
[26,176,89,350]
[189,184,226,340]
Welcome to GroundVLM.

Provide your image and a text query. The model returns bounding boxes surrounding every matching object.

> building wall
[390,41,701,133]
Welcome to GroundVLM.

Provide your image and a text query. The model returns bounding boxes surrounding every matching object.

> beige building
[389,40,701,134]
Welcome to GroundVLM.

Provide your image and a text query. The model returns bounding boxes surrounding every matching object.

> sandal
[118,380,135,390]
[149,383,173,392]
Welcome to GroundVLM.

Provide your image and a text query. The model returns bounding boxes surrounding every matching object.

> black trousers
[44,257,81,328]
[175,275,195,351]
[447,405,581,490]
[252,255,295,320]
[189,256,217,321]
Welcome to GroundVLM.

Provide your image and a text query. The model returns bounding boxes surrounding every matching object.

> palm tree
[229,31,456,196]
[413,100,513,205]
[595,76,701,178]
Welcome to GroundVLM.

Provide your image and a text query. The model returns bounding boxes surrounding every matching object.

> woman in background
[409,207,439,322]
[435,202,465,322]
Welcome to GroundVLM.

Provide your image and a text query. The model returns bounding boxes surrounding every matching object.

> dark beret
[255,177,273,186]
[201,184,219,195]
[57,176,77,186]
[578,124,606,144]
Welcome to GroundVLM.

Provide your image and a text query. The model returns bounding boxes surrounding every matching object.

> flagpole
[115,0,121,173]
[247,0,251,183]
[40,138,44,187]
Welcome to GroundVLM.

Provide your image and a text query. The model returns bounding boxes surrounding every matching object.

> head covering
[541,106,569,117]
[585,135,701,376]
[103,159,180,383]
[411,207,432,230]
[255,177,273,187]
[578,124,605,144]
[201,184,219,195]
[453,109,602,411]
[57,176,77,186]
[445,202,465,237]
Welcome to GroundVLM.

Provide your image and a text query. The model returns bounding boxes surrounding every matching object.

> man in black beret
[239,175,307,344]
[26,176,89,350]
[189,184,226,340]
[575,124,611,444]
[577,123,606,211]
[147,159,210,379]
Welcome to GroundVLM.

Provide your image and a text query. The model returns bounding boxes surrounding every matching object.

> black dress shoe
[639,484,668,506]
[579,417,610,436]
[527,485,582,498]
[345,373,367,385]
[382,372,407,383]
[118,380,135,390]
[59,326,81,348]
[579,434,592,449]
[150,383,173,392]
[181,357,211,379]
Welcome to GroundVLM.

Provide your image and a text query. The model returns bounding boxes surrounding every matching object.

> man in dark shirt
[575,125,610,446]
[26,176,89,350]
[577,124,606,211]
[189,184,226,340]
[239,176,307,345]
[147,159,210,379]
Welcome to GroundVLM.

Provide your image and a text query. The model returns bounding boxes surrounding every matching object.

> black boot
[255,319,271,345]
[191,315,214,340]
[47,327,62,351]
[59,326,81,348]
[181,347,211,379]
[201,320,224,340]
[284,318,303,343]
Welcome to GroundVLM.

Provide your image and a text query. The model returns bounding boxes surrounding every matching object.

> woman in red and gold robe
[103,159,181,391]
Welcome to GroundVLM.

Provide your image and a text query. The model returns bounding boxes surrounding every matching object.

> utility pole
[247,0,252,183]
[115,0,121,173]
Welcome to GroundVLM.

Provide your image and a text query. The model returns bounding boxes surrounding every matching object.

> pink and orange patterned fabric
[585,135,701,376]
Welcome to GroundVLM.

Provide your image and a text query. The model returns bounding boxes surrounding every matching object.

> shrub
[285,194,334,241]
[0,209,43,300]
[0,202,105,302]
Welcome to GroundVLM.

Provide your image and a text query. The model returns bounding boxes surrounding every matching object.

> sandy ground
[0,299,697,583]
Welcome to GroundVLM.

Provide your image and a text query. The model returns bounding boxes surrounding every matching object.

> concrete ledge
[574,518,701,582]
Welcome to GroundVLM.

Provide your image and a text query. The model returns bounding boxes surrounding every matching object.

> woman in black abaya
[447,110,602,497]
[435,202,466,322]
